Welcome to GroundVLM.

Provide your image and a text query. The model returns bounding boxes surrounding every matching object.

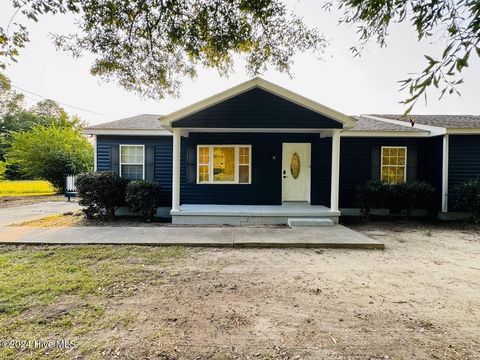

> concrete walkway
[0,224,384,249]
[0,201,384,249]
[0,201,80,226]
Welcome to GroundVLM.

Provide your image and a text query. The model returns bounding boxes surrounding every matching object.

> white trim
[441,134,449,213]
[119,144,145,180]
[172,129,181,212]
[176,127,345,134]
[161,77,356,129]
[196,145,252,184]
[341,131,430,138]
[84,129,171,136]
[380,146,407,183]
[447,128,480,134]
[93,135,97,171]
[363,115,444,136]
[330,130,341,212]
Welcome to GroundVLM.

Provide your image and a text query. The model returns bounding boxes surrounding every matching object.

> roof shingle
[370,114,480,129]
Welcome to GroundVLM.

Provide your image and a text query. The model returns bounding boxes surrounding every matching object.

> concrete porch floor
[171,203,341,225]
[0,224,384,249]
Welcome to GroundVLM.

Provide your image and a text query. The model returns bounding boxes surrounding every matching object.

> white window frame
[119,144,145,180]
[380,146,407,183]
[196,145,252,184]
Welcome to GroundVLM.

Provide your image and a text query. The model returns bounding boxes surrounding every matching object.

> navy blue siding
[172,88,342,129]
[448,135,480,210]
[339,138,436,209]
[96,135,173,206]
[180,133,332,206]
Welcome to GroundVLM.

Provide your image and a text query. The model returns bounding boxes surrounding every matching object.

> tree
[0,0,325,99]
[0,73,86,161]
[5,125,93,190]
[327,0,480,112]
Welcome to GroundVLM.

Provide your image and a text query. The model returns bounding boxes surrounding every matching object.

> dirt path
[91,221,480,359]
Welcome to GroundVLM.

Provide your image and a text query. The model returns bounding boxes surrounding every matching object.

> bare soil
[3,220,480,359]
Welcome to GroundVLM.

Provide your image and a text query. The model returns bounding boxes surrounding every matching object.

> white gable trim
[161,77,356,128]
[341,130,430,137]
[364,115,446,136]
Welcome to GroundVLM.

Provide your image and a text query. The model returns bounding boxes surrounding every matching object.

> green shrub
[76,171,129,220]
[356,180,435,220]
[0,162,5,180]
[454,179,480,223]
[388,181,435,217]
[125,180,162,222]
[356,180,388,219]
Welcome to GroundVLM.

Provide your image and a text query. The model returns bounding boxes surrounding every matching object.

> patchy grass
[14,212,84,227]
[0,245,184,359]
[0,180,56,197]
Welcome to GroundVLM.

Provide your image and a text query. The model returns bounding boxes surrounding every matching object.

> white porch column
[172,128,181,212]
[93,135,97,171]
[330,129,341,212]
[441,134,449,213]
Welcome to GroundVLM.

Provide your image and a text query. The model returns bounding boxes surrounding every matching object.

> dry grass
[0,180,56,197]
[15,212,84,227]
[0,245,185,359]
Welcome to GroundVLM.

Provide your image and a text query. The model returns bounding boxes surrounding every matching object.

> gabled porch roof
[161,77,356,132]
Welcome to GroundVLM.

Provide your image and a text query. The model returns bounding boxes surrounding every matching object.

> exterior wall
[96,135,173,207]
[448,135,480,210]
[172,88,342,129]
[339,137,440,210]
[96,134,446,213]
[180,133,332,206]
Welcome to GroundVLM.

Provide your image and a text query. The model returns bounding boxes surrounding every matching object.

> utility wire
[11,84,120,118]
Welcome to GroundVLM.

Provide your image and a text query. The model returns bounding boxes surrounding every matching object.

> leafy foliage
[1,0,325,99]
[326,0,480,113]
[5,125,93,189]
[76,171,129,220]
[454,179,480,223]
[388,181,435,217]
[125,180,162,222]
[356,180,389,219]
[356,180,435,219]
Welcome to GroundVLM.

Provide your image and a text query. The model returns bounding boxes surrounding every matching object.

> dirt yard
[0,220,479,359]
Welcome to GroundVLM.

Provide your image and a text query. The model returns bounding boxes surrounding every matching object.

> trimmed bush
[356,180,389,219]
[76,171,129,220]
[357,180,435,220]
[125,180,162,222]
[388,181,435,217]
[454,179,480,223]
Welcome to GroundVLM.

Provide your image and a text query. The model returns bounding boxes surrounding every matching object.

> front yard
[0,221,479,359]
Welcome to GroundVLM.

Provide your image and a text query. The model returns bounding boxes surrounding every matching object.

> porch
[171,203,340,225]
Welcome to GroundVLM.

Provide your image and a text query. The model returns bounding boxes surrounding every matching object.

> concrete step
[287,218,334,227]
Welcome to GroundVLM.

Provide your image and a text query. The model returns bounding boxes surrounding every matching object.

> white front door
[282,143,311,202]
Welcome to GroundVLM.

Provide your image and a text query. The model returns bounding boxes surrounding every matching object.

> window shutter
[187,145,196,183]
[110,145,119,174]
[145,146,155,181]
[371,146,381,180]
[407,146,417,182]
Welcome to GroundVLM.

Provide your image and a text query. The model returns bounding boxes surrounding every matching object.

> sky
[1,1,479,126]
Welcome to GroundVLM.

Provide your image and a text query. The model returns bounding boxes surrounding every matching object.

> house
[84,78,480,224]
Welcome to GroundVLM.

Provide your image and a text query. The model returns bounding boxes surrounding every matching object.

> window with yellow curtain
[381,146,407,183]
[197,145,251,184]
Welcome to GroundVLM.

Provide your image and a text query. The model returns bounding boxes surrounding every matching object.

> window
[381,146,407,183]
[197,145,251,184]
[120,145,144,180]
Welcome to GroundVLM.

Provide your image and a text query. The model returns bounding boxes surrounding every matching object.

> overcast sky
[1,1,479,126]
